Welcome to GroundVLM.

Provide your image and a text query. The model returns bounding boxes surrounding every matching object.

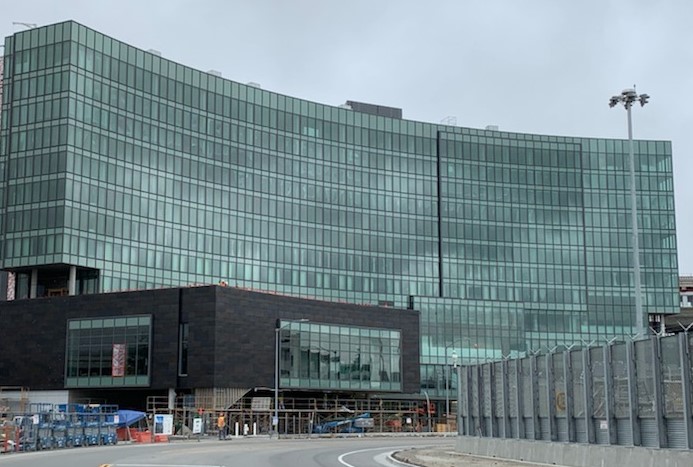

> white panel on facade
[2,390,70,407]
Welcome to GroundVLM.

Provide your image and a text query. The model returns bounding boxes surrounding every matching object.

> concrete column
[29,269,38,298]
[168,388,176,410]
[68,265,77,296]
[7,272,16,301]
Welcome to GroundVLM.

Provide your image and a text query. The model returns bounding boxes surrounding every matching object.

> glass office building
[0,21,679,394]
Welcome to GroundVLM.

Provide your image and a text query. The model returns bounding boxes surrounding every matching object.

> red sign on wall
[112,344,126,377]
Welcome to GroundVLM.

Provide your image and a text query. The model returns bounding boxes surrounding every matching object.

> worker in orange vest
[217,413,226,440]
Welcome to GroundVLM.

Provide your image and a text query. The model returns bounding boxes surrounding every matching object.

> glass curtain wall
[0,21,679,395]
[65,315,152,387]
[278,320,401,391]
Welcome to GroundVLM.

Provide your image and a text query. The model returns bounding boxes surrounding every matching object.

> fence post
[626,339,641,446]
[476,364,487,436]
[582,347,595,444]
[515,358,525,439]
[488,363,496,437]
[678,332,693,449]
[465,365,473,436]
[475,364,483,436]
[603,343,618,444]
[500,360,510,437]
[529,354,540,440]
[546,353,557,441]
[457,364,463,436]
[651,335,667,448]
[563,350,575,442]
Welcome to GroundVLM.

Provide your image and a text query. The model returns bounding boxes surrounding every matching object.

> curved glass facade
[0,22,679,394]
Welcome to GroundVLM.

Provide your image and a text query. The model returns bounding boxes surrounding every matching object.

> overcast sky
[2,0,692,273]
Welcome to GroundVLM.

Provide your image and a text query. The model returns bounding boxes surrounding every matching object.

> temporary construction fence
[457,333,693,449]
[147,393,449,437]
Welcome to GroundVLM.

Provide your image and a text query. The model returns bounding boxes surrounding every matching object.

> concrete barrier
[455,436,693,467]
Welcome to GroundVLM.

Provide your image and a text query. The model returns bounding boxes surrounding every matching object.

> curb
[386,449,428,467]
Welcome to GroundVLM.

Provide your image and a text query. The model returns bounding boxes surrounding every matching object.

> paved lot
[392,447,559,466]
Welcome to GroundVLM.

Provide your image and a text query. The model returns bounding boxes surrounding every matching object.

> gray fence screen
[457,334,693,449]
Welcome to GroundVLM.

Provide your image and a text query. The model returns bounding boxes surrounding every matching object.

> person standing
[217,413,226,440]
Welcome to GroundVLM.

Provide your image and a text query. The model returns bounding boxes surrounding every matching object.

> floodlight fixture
[609,86,650,338]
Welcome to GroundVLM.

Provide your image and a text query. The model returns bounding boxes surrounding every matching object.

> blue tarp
[116,410,146,427]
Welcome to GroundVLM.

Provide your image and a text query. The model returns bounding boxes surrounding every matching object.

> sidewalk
[391,447,558,467]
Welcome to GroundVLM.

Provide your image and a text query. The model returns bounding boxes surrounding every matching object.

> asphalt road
[0,436,453,467]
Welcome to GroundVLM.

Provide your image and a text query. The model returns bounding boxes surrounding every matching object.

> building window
[278,320,401,392]
[179,322,189,376]
[65,315,151,387]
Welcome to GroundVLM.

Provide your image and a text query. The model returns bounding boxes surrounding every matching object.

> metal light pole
[456,362,464,435]
[273,326,281,435]
[609,88,650,337]
[445,353,450,431]
[444,339,472,431]
[446,338,479,435]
